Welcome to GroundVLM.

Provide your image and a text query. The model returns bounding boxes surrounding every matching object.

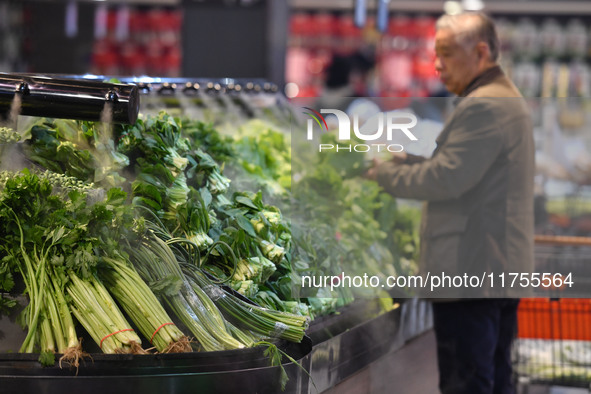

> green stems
[100,257,190,353]
[67,272,143,354]
[185,269,309,343]
[128,233,246,351]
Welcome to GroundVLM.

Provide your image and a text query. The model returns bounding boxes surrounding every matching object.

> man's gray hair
[436,12,500,62]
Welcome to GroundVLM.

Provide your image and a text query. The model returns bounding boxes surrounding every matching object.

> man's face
[434,28,480,95]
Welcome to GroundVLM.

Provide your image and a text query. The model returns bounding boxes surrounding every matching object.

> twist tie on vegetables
[271,322,289,338]
[100,329,135,349]
[150,322,176,344]
[203,285,225,301]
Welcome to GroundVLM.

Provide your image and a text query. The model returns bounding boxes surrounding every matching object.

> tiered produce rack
[0,73,428,394]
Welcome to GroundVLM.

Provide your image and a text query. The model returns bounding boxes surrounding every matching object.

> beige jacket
[376,66,535,298]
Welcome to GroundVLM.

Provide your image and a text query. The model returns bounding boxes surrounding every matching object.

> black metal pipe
[0,73,139,124]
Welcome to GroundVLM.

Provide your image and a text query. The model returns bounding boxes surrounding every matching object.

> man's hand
[391,151,408,164]
[365,152,408,181]
[365,158,380,181]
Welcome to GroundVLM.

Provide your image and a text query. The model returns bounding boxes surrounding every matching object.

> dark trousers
[432,299,520,394]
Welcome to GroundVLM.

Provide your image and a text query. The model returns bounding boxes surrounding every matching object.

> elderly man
[367,12,534,394]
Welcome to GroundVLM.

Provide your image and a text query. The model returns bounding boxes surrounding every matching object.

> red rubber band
[100,328,135,349]
[150,322,175,344]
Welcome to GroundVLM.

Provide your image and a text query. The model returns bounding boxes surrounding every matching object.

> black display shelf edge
[307,300,405,393]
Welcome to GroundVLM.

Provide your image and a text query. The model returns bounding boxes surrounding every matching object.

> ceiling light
[443,1,463,15]
[462,0,485,11]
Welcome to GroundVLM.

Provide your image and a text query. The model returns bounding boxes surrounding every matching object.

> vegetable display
[0,116,311,365]
[0,102,419,367]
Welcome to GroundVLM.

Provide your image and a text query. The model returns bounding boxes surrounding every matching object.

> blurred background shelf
[290,0,591,15]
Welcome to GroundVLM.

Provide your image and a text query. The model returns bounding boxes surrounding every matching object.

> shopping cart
[513,235,591,393]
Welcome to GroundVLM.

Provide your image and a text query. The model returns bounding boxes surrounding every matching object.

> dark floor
[322,330,588,394]
[322,330,438,394]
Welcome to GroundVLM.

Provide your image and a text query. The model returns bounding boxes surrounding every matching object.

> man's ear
[476,42,491,64]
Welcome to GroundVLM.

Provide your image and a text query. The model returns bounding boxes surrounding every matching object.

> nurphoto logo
[303,107,419,153]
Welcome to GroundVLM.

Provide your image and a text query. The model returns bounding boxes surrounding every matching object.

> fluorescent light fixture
[443,1,463,15]
[284,82,299,99]
[462,0,485,11]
